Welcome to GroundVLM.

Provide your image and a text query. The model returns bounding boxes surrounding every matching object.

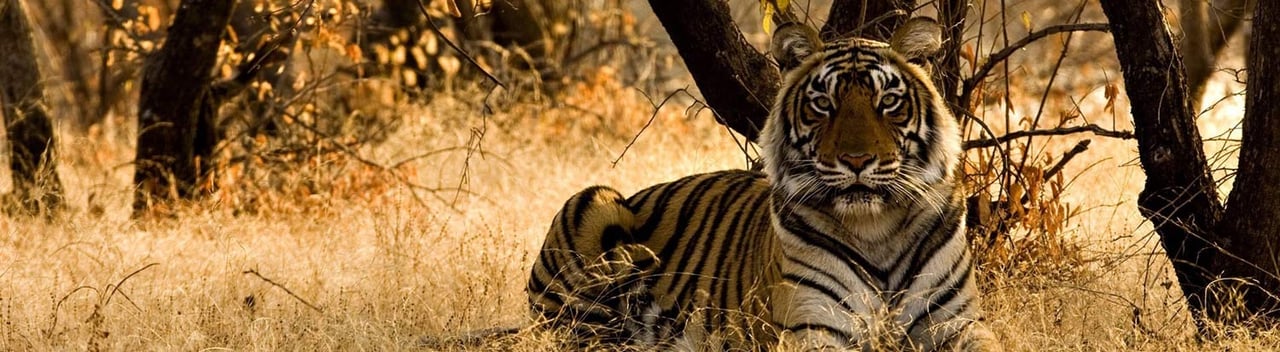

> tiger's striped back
[528,171,780,347]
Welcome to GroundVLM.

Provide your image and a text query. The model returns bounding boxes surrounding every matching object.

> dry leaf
[444,0,462,17]
[1104,82,1120,112]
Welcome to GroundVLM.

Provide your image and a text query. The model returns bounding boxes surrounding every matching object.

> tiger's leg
[906,313,1002,352]
[527,186,656,343]
[952,322,1001,352]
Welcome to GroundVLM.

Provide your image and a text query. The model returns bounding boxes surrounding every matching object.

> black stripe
[632,174,705,241]
[599,225,630,255]
[782,273,858,313]
[782,251,852,294]
[643,173,729,306]
[900,299,973,347]
[710,179,766,310]
[669,173,755,310]
[906,255,973,332]
[896,204,965,292]
[775,207,888,288]
[571,186,607,230]
[725,187,774,310]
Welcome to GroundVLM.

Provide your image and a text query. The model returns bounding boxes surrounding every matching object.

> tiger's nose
[838,153,875,172]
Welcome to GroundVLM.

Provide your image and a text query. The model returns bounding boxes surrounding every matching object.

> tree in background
[1179,0,1255,105]
[0,0,65,216]
[131,0,235,216]
[1102,0,1280,332]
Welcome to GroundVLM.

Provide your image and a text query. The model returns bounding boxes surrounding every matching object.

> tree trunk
[132,0,234,215]
[0,0,64,216]
[1098,0,1225,331]
[1211,0,1280,325]
[647,0,779,141]
[820,0,912,42]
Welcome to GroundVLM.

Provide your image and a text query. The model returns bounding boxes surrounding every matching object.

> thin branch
[243,269,323,313]
[102,263,159,307]
[414,0,506,89]
[283,113,490,210]
[211,0,314,101]
[963,124,1133,149]
[960,23,1110,106]
[613,87,693,167]
[47,285,101,339]
[1044,139,1091,180]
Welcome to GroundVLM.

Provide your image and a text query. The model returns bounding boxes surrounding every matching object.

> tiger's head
[759,19,961,216]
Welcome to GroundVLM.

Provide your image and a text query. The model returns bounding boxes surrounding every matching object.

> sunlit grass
[1,69,1275,351]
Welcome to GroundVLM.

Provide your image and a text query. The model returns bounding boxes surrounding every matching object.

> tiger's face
[760,20,961,216]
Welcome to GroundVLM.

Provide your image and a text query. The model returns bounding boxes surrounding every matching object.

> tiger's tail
[527,186,657,342]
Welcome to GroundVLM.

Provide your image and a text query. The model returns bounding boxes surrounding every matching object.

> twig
[613,87,694,167]
[960,23,1110,106]
[414,0,506,89]
[89,0,150,45]
[1020,1,1089,175]
[1044,139,1091,180]
[850,9,908,39]
[211,0,314,101]
[282,114,490,210]
[963,123,1133,149]
[102,263,159,307]
[243,269,323,313]
[47,286,101,339]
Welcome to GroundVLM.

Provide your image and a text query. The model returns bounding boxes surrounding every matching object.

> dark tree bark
[1099,0,1225,330]
[0,0,65,216]
[820,0,913,42]
[132,0,235,215]
[647,0,781,141]
[1211,0,1280,325]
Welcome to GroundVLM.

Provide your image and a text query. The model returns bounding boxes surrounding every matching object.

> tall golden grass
[3,1,1277,349]
[2,70,1276,350]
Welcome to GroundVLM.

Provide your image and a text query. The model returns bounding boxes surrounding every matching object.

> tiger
[527,18,999,351]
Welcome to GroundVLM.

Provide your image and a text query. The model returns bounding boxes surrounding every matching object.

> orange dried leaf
[1104,82,1120,112]
[444,0,463,17]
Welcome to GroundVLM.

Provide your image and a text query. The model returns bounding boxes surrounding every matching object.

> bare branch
[1044,139,1091,180]
[47,285,101,339]
[211,0,313,101]
[963,124,1133,149]
[613,87,695,167]
[960,23,1110,106]
[243,269,323,313]
[413,0,506,89]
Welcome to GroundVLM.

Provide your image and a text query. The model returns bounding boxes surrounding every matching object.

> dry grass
[2,34,1278,352]
[0,83,1267,352]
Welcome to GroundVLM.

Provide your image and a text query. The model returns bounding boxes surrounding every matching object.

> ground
[1,68,1276,351]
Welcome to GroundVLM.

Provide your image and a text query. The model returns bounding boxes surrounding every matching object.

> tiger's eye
[879,94,900,109]
[812,96,834,113]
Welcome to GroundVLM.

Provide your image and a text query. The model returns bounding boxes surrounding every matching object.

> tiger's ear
[771,23,822,72]
[889,17,944,68]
